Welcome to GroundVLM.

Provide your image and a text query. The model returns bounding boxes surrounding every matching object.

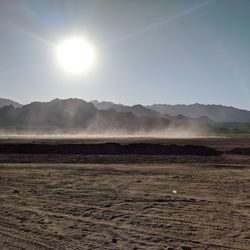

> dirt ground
[0,136,250,151]
[0,163,249,250]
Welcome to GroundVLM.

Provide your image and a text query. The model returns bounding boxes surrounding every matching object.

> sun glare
[56,37,96,74]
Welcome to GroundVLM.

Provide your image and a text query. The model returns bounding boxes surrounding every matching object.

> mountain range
[148,103,250,123]
[0,98,22,109]
[0,98,211,134]
[91,100,250,123]
[0,98,249,134]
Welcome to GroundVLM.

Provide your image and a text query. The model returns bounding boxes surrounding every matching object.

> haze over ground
[1,97,250,136]
[0,0,250,109]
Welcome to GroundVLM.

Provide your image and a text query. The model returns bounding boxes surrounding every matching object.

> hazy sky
[0,0,250,109]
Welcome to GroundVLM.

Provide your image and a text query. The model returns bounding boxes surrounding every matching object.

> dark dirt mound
[227,147,250,155]
[0,143,221,156]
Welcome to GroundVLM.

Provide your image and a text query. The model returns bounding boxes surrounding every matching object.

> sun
[56,37,96,74]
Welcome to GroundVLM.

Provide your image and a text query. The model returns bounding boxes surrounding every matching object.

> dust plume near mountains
[0,98,249,136]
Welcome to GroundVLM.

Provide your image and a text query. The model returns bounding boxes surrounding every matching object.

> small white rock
[173,190,177,194]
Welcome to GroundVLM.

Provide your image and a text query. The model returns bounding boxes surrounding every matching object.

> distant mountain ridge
[0,98,250,134]
[0,98,212,135]
[0,98,22,108]
[1,98,250,123]
[91,100,162,118]
[147,103,250,123]
[91,100,250,123]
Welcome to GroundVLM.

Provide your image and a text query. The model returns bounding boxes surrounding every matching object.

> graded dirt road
[0,163,249,250]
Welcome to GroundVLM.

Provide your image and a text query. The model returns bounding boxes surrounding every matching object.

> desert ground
[0,137,249,249]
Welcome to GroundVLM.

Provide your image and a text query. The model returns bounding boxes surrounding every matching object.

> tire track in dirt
[1,203,246,250]
[2,195,244,236]
[0,164,249,249]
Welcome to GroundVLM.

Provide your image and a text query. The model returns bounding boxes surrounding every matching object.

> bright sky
[0,0,250,109]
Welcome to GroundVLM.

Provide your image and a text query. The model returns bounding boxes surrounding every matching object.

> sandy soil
[0,163,249,250]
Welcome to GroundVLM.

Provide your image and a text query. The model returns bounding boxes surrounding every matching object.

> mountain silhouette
[0,98,22,108]
[1,98,250,134]
[91,100,161,118]
[92,100,250,123]
[0,98,212,133]
[148,103,250,123]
